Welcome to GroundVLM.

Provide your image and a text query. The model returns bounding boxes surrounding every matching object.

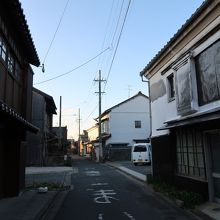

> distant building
[86,125,99,159]
[0,0,40,198]
[79,130,88,156]
[52,126,68,152]
[86,92,150,161]
[27,88,57,166]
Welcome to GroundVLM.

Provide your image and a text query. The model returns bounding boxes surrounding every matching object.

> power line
[104,0,132,91]
[42,0,70,65]
[65,2,121,123]
[81,1,116,115]
[84,104,98,122]
[110,0,125,48]
[34,47,110,85]
[82,0,131,125]
[98,0,124,78]
[73,0,131,127]
[98,0,116,62]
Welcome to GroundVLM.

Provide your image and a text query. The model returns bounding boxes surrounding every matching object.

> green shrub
[176,191,204,209]
[149,178,204,209]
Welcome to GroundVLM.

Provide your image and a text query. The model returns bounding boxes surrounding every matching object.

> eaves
[0,101,39,133]
[140,0,214,78]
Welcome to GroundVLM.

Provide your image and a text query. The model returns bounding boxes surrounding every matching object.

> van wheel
[134,163,137,166]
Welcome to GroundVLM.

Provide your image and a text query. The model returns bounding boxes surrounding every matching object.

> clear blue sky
[20,0,204,139]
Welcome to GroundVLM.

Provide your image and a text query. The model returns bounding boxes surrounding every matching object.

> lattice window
[176,128,206,180]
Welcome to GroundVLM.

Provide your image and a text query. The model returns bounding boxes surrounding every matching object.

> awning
[157,108,220,131]
[0,101,39,133]
[96,134,111,141]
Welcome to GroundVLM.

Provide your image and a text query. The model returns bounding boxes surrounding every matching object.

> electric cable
[98,0,124,77]
[34,46,110,85]
[84,104,99,122]
[80,0,118,116]
[42,0,70,65]
[104,0,132,91]
[110,0,125,49]
[83,1,129,123]
[100,0,124,83]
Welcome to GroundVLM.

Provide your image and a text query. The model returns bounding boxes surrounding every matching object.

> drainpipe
[141,74,153,178]
[141,74,152,141]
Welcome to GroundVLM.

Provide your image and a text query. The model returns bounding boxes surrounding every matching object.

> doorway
[207,132,220,203]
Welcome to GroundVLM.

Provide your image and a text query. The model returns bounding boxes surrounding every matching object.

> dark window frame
[135,120,141,128]
[167,73,175,101]
[0,35,6,62]
[7,51,15,74]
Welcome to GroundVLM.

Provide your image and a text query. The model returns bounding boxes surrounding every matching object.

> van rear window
[133,146,147,152]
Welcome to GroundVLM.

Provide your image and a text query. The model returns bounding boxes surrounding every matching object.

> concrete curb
[0,190,58,220]
[25,167,73,220]
[33,191,59,220]
[39,190,69,220]
[192,209,215,220]
[105,162,211,220]
[117,166,147,182]
[105,162,147,182]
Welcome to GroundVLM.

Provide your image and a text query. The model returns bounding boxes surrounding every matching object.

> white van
[131,143,151,166]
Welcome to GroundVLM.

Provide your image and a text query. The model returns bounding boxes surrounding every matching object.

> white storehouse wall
[106,95,150,146]
[150,28,220,138]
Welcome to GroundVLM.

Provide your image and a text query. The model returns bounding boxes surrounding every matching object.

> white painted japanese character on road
[85,171,100,176]
[93,189,118,204]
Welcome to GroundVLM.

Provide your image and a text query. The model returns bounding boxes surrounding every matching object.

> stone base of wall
[174,175,208,200]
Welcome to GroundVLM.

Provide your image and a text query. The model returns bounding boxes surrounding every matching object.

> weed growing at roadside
[148,178,204,209]
[25,182,67,191]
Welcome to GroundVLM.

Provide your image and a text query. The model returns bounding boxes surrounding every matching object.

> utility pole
[78,108,81,155]
[59,96,62,150]
[94,70,106,162]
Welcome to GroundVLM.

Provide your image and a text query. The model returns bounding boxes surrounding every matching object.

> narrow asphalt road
[54,158,199,220]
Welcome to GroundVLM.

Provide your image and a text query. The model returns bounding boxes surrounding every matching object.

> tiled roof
[33,88,57,114]
[0,0,40,66]
[140,0,211,76]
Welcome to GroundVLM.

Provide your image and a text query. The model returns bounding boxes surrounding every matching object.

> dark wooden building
[27,88,57,166]
[0,0,40,198]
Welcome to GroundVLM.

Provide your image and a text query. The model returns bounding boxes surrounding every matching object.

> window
[0,34,21,77]
[176,128,206,180]
[15,61,21,79]
[195,40,220,105]
[167,73,175,101]
[7,52,14,73]
[133,145,146,152]
[0,35,6,61]
[101,120,109,134]
[135,120,141,128]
